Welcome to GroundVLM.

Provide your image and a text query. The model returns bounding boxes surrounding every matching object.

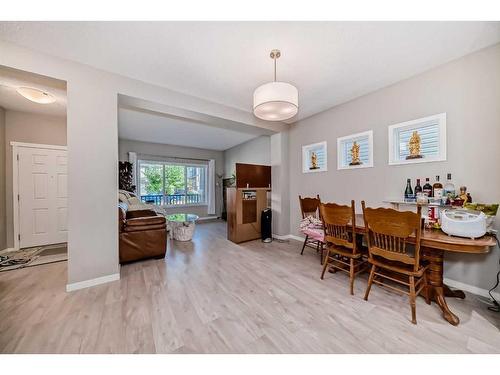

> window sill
[388,156,446,166]
[158,203,208,209]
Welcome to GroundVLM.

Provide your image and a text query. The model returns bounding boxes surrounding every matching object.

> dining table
[349,214,497,326]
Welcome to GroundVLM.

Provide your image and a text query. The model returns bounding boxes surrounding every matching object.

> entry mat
[0,243,67,272]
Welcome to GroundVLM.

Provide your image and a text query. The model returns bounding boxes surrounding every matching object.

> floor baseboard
[273,233,304,242]
[66,273,120,292]
[444,277,500,301]
[197,216,219,221]
[0,248,16,254]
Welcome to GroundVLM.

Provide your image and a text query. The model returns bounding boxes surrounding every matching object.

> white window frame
[337,130,374,170]
[388,113,447,166]
[138,159,208,208]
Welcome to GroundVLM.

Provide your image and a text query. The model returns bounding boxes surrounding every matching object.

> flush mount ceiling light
[253,49,298,122]
[16,87,56,104]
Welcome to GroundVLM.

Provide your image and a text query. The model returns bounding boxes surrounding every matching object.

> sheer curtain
[207,159,216,215]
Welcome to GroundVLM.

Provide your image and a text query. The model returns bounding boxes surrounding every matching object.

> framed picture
[388,113,446,165]
[302,141,327,173]
[337,130,374,170]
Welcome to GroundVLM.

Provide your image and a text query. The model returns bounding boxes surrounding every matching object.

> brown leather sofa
[118,202,167,264]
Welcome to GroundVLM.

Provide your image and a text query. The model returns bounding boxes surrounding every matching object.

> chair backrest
[361,201,422,271]
[320,200,357,252]
[299,195,321,219]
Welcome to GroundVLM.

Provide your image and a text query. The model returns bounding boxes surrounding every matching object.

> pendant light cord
[274,56,277,82]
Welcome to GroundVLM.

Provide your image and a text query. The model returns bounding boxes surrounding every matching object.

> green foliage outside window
[142,166,162,194]
[164,165,185,195]
[141,164,186,195]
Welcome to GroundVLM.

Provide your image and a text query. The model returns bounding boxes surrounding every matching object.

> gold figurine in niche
[310,151,319,170]
[349,141,362,165]
[406,130,423,160]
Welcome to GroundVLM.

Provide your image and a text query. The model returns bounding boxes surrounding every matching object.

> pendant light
[16,87,56,104]
[253,49,298,121]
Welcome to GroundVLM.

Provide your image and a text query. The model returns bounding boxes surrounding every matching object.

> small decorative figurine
[349,141,362,166]
[406,130,423,159]
[459,186,468,202]
[310,151,319,170]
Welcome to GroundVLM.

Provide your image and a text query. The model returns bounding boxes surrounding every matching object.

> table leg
[422,248,460,326]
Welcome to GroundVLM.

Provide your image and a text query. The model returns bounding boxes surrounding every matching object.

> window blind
[395,120,440,161]
[314,147,327,168]
[340,136,370,167]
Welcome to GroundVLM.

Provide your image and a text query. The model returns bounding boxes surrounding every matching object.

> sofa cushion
[118,192,129,203]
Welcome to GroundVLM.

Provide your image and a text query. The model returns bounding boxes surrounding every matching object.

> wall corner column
[271,131,290,236]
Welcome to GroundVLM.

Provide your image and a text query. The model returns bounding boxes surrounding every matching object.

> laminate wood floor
[1,221,499,353]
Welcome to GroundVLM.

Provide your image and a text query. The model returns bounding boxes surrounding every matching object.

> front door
[17,146,68,248]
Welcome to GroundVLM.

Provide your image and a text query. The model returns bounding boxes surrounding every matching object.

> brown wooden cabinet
[235,163,271,189]
[227,188,270,243]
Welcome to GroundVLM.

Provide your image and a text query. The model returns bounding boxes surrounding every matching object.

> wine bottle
[433,175,443,200]
[414,179,422,194]
[443,173,455,198]
[404,178,414,201]
[423,177,433,197]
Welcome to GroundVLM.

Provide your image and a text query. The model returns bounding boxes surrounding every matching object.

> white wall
[223,135,271,178]
[288,43,500,291]
[119,139,224,217]
[271,132,290,236]
[4,110,67,248]
[0,107,5,250]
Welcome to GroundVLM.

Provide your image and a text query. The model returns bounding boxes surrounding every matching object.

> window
[337,130,373,170]
[138,160,207,206]
[388,113,446,165]
[302,141,328,173]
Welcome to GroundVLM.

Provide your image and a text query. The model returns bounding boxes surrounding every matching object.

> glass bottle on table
[443,173,456,200]
[423,177,433,197]
[415,178,426,203]
[432,175,443,201]
[404,178,414,202]
[414,179,422,195]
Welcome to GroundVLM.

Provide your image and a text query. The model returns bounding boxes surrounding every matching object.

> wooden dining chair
[320,201,368,295]
[298,195,325,263]
[361,201,430,324]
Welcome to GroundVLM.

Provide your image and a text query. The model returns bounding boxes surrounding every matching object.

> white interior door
[17,146,68,248]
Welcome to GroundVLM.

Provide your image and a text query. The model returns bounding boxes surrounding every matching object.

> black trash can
[261,208,272,243]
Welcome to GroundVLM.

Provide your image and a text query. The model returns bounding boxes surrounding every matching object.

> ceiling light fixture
[16,87,56,104]
[253,49,298,122]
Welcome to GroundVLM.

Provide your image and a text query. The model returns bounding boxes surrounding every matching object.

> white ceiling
[1,22,499,121]
[0,66,67,117]
[118,108,261,151]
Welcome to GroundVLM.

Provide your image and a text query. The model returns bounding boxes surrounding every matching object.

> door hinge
[17,194,20,201]
[18,234,21,241]
[17,154,19,161]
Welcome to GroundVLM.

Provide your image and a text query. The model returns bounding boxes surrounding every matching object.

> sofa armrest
[126,216,166,227]
[123,215,166,233]
[126,209,158,219]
